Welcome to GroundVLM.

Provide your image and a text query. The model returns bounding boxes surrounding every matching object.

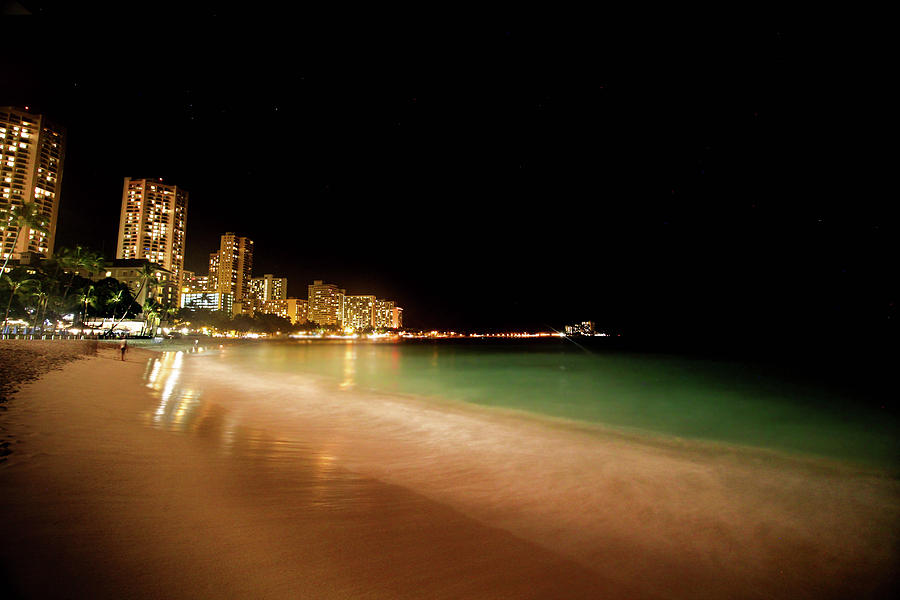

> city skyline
[1,16,895,342]
[181,234,404,330]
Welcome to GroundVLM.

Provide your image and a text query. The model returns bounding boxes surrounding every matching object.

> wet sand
[0,343,626,599]
[1,341,898,599]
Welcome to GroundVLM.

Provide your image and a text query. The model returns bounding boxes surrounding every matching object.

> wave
[139,351,900,599]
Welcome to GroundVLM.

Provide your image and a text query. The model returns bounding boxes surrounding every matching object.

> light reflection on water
[144,351,201,431]
[206,340,900,469]
[130,347,900,598]
[339,342,356,390]
[138,345,899,474]
[140,351,355,495]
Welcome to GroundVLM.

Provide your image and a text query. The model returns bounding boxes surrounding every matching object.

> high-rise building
[0,107,66,261]
[256,299,287,320]
[215,233,253,311]
[180,270,211,295]
[343,295,376,330]
[250,273,287,313]
[115,177,188,303]
[285,298,308,325]
[374,299,396,329]
[307,280,344,325]
[392,307,403,329]
[208,252,219,290]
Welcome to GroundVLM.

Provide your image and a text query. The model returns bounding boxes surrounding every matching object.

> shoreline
[179,338,900,472]
[0,342,625,599]
[179,353,900,593]
[1,341,898,599]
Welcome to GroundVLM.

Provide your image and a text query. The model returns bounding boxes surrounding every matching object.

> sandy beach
[0,341,622,599]
[1,340,898,599]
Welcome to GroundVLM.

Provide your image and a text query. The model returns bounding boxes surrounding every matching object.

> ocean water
[132,338,900,598]
[3,339,897,599]
[170,338,897,469]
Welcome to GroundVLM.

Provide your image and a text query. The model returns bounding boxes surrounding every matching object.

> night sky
[2,10,895,347]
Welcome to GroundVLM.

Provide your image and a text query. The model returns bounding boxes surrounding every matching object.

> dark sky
[1,9,895,341]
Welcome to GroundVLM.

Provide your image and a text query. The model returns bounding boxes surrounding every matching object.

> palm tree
[109,263,158,333]
[1,270,38,334]
[159,302,178,333]
[108,289,125,320]
[0,202,50,274]
[132,263,159,306]
[56,245,89,300]
[82,251,106,280]
[29,274,62,334]
[76,284,97,329]
[43,294,66,334]
[103,289,126,336]
[30,285,50,334]
[142,298,161,336]
[55,246,104,300]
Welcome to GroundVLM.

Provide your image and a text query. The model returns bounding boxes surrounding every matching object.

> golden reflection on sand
[92,347,899,599]
[141,352,341,471]
[143,352,203,431]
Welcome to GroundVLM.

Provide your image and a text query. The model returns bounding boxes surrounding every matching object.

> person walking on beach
[120,339,128,361]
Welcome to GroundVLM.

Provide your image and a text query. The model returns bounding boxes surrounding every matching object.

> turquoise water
[211,339,898,469]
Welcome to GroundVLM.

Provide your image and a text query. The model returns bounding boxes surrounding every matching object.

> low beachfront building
[94,259,177,307]
[180,291,233,313]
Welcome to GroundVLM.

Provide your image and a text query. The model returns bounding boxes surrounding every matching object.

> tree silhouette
[0,201,50,274]
[1,269,38,333]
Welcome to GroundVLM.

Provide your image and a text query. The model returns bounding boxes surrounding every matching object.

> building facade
[115,177,188,304]
[95,259,177,307]
[343,295,376,330]
[307,280,344,325]
[257,299,288,320]
[285,297,308,325]
[250,273,288,313]
[215,233,253,312]
[180,270,211,295]
[565,321,595,335]
[374,299,393,329]
[208,252,219,291]
[180,291,233,314]
[190,274,210,292]
[1,107,66,261]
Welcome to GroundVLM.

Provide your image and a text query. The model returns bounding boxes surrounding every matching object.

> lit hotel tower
[0,107,66,260]
[343,295,376,329]
[308,280,345,325]
[215,232,253,307]
[116,177,188,297]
